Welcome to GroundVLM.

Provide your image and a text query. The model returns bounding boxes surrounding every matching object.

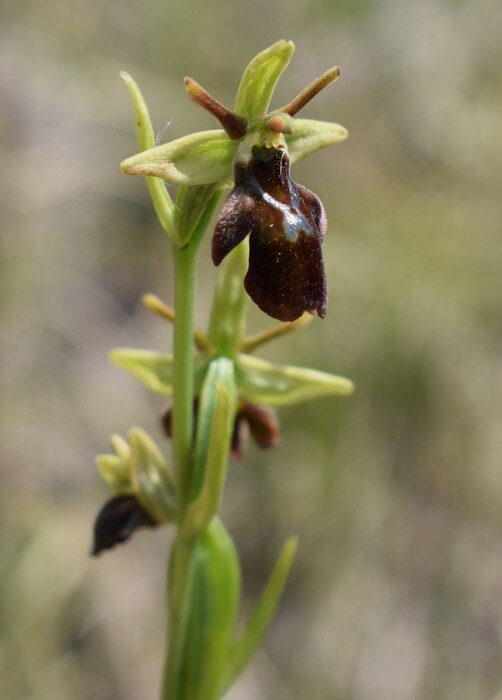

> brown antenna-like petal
[279,66,340,117]
[184,77,248,139]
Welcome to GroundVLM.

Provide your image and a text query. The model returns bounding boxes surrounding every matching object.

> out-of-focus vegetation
[1,0,501,699]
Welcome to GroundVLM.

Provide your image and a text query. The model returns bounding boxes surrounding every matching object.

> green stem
[171,189,222,519]
[163,537,192,700]
[163,190,223,700]
[172,242,199,520]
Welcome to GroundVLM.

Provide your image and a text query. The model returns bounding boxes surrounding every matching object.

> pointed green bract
[234,40,295,125]
[237,354,355,406]
[121,130,237,185]
[219,537,298,695]
[169,519,241,700]
[183,381,236,541]
[120,72,157,152]
[286,119,348,164]
[189,358,237,501]
[120,72,177,241]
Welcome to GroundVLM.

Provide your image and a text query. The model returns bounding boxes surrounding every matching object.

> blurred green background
[1,0,502,698]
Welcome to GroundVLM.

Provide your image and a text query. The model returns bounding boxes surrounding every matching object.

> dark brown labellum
[212,144,327,322]
[91,495,156,556]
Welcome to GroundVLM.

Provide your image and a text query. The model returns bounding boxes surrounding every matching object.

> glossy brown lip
[91,495,156,556]
[212,144,327,322]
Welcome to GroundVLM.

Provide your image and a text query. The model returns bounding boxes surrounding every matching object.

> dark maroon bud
[161,403,173,438]
[241,402,280,450]
[231,413,248,461]
[161,401,199,440]
[91,495,156,556]
[163,399,279,461]
[212,144,328,322]
[231,402,280,460]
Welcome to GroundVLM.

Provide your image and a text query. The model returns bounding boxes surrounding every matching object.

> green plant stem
[171,189,222,519]
[172,242,199,520]
[163,190,223,700]
[163,537,192,700]
[162,241,201,700]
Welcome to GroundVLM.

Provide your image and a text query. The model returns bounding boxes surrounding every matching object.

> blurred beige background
[1,0,502,699]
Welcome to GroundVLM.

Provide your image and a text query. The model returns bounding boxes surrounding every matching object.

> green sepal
[120,130,237,185]
[109,434,131,461]
[234,40,295,125]
[168,519,241,700]
[237,354,354,406]
[286,118,348,164]
[120,72,177,242]
[128,427,176,523]
[109,348,208,396]
[219,536,298,695]
[96,454,133,494]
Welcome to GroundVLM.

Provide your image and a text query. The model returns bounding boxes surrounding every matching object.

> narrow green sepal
[219,536,298,695]
[286,119,348,164]
[110,349,175,394]
[109,348,208,396]
[128,427,176,523]
[96,454,133,494]
[120,72,177,242]
[234,40,295,125]
[120,130,237,185]
[96,433,132,493]
[109,434,131,461]
[237,354,354,406]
